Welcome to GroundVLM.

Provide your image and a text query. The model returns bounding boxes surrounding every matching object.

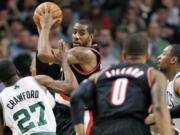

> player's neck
[4,75,19,87]
[124,55,146,64]
[166,67,178,81]
[125,58,146,64]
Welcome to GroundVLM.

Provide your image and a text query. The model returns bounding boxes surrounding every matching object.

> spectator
[114,27,127,61]
[139,0,155,24]
[147,21,169,63]
[151,6,177,43]
[88,4,112,31]
[9,28,33,60]
[99,40,119,69]
[118,6,146,34]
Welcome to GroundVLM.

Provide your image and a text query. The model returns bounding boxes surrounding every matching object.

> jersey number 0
[110,78,128,106]
[13,102,47,134]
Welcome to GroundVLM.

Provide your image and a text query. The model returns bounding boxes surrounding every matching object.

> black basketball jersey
[70,48,101,83]
[36,53,62,80]
[92,63,153,124]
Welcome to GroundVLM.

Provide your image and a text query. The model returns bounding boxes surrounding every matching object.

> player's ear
[90,33,93,40]
[145,52,149,61]
[16,70,20,77]
[121,50,126,63]
[170,56,178,64]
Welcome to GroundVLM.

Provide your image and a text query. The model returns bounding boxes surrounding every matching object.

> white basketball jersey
[166,72,180,108]
[0,76,56,135]
[166,72,180,134]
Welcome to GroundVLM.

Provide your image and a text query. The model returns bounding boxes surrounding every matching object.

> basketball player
[145,44,180,134]
[0,59,57,135]
[0,43,78,135]
[71,34,172,135]
[157,45,180,108]
[37,8,100,135]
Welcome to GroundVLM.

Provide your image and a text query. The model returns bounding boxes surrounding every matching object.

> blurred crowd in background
[0,0,180,90]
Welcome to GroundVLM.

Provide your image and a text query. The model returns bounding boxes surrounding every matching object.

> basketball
[33,2,63,30]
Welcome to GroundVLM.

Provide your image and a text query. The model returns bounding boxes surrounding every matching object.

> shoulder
[70,47,94,54]
[69,47,96,60]
[21,76,35,82]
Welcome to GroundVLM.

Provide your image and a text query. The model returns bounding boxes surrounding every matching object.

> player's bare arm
[34,75,75,94]
[37,4,61,64]
[0,103,4,135]
[35,43,78,94]
[74,124,85,135]
[151,70,173,135]
[68,47,97,71]
[37,7,97,71]
[71,78,95,135]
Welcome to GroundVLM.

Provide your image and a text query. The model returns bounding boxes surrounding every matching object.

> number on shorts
[13,102,47,134]
[110,78,128,105]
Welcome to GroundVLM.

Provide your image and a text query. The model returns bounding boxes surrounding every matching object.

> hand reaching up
[38,5,61,31]
[52,39,69,65]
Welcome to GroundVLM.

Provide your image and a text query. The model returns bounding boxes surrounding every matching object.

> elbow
[37,53,51,63]
[64,82,77,94]
[63,87,73,94]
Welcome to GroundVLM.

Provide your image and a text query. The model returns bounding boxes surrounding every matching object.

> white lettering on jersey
[105,67,144,78]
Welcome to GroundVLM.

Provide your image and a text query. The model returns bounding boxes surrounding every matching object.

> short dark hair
[170,44,180,64]
[123,33,148,56]
[76,19,94,34]
[0,59,17,82]
[13,54,32,77]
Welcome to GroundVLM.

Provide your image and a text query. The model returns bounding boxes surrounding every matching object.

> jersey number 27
[13,101,47,134]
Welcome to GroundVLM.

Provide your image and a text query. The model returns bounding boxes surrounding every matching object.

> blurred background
[0,0,179,90]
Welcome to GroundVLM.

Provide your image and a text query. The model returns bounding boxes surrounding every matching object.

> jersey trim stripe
[70,48,101,75]
[59,93,70,101]
[147,67,155,88]
[55,93,70,107]
[31,132,56,135]
[86,111,93,135]
[70,63,100,75]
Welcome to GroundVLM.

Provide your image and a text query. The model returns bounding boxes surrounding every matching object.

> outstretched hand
[38,5,61,30]
[53,39,68,65]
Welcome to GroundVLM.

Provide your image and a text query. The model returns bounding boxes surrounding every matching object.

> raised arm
[151,70,173,135]
[35,43,78,94]
[37,5,60,64]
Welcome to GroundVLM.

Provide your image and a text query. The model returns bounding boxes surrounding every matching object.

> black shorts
[53,103,75,135]
[91,117,151,135]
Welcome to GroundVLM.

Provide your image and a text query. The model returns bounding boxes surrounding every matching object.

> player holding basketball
[36,5,100,135]
[71,34,172,135]
[0,40,79,135]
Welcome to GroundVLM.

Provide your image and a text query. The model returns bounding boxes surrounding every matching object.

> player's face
[72,23,92,47]
[157,46,172,72]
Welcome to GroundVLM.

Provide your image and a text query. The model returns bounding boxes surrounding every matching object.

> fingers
[58,39,68,52]
[52,49,60,60]
[44,4,48,14]
[52,18,61,24]
[144,113,155,125]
